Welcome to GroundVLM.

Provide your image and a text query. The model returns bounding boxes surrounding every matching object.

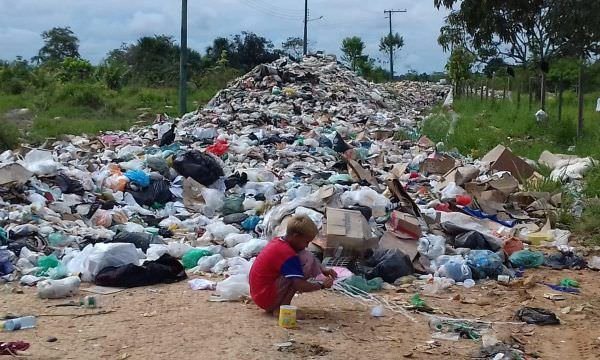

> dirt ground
[2,268,600,360]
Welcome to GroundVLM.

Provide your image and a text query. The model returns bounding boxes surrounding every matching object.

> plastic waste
[188,278,216,290]
[67,243,140,282]
[173,150,224,186]
[241,215,261,231]
[146,244,169,261]
[341,276,383,293]
[91,209,112,228]
[167,242,193,258]
[516,307,560,325]
[224,233,253,248]
[422,276,455,295]
[131,179,172,206]
[124,170,150,188]
[440,182,467,201]
[418,234,446,260]
[23,149,58,176]
[0,250,14,276]
[206,139,229,156]
[463,279,475,288]
[113,231,159,252]
[3,316,37,331]
[364,249,414,284]
[222,194,244,215]
[182,249,212,269]
[588,256,600,270]
[206,222,240,241]
[37,254,60,276]
[197,254,224,272]
[436,260,472,282]
[466,250,504,280]
[37,276,81,299]
[371,305,385,317]
[215,274,249,300]
[237,239,268,258]
[509,250,545,268]
[340,187,390,217]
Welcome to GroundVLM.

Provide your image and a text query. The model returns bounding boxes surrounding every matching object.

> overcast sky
[0,0,450,73]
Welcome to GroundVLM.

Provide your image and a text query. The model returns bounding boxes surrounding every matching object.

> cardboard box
[379,231,419,261]
[325,208,377,252]
[419,154,456,175]
[481,145,534,182]
[386,211,422,239]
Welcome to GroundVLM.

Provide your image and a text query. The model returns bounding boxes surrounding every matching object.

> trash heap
[0,55,596,303]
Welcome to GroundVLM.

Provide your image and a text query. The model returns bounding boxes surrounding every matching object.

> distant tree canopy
[34,27,80,65]
[341,36,366,71]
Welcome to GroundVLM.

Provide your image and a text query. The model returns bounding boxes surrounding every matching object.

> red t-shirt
[249,238,304,310]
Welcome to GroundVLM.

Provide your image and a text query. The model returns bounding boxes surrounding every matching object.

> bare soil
[2,268,600,359]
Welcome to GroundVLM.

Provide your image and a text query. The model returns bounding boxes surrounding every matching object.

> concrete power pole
[383,9,406,81]
[303,0,308,56]
[179,0,188,116]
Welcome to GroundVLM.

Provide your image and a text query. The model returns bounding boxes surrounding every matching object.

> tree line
[434,0,600,136]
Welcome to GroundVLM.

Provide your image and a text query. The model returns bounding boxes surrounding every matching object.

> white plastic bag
[227,257,253,276]
[23,149,59,176]
[418,234,446,260]
[224,233,253,248]
[146,244,169,261]
[236,239,268,259]
[197,254,224,272]
[167,242,193,258]
[206,222,240,241]
[188,278,216,290]
[440,182,466,201]
[215,274,249,300]
[340,187,390,217]
[68,243,140,282]
[211,258,229,274]
[37,276,81,299]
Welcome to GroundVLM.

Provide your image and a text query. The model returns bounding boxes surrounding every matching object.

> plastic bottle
[463,279,475,288]
[80,295,99,309]
[3,316,37,331]
[37,276,81,299]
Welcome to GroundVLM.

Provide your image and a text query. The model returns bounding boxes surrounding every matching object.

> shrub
[0,122,20,150]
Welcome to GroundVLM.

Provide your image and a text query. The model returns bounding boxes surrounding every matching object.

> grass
[0,66,241,149]
[421,91,600,161]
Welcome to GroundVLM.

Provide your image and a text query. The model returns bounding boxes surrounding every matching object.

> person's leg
[266,277,297,314]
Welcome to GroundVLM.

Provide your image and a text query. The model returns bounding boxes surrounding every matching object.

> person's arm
[292,277,334,293]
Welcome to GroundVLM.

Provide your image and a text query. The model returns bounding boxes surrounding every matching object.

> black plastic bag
[55,174,84,195]
[364,249,414,284]
[318,136,333,149]
[173,151,224,186]
[544,252,587,270]
[224,172,248,190]
[332,132,351,153]
[130,179,172,206]
[111,231,161,252]
[454,231,495,251]
[95,254,187,288]
[516,307,560,325]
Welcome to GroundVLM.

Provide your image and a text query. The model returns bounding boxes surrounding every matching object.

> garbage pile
[0,55,594,304]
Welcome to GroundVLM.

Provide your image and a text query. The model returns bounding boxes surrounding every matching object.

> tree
[58,57,93,82]
[282,37,304,60]
[230,32,281,71]
[548,58,580,122]
[446,46,475,97]
[434,1,568,110]
[379,33,404,58]
[35,27,80,64]
[341,36,365,71]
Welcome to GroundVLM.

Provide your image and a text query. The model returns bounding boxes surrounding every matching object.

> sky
[0,0,451,74]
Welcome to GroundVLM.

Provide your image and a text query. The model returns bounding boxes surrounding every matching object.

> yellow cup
[278,305,297,328]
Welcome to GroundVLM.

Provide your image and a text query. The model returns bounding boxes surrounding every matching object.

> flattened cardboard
[420,153,456,175]
[0,163,33,185]
[481,145,534,182]
[386,178,422,217]
[326,208,377,251]
[378,231,419,261]
[346,159,381,191]
[488,173,519,195]
[417,136,435,148]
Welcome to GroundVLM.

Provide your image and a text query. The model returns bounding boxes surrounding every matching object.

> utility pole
[383,9,406,81]
[303,0,308,56]
[179,0,188,116]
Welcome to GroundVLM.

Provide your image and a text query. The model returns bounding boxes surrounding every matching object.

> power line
[238,0,302,20]
[245,0,302,17]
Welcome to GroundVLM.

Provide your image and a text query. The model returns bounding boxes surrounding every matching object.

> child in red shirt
[249,215,336,313]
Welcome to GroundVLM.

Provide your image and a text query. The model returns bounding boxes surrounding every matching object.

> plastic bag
[516,307,560,325]
[509,250,545,268]
[124,170,150,188]
[167,242,193,258]
[436,260,472,282]
[67,243,140,282]
[342,275,383,293]
[466,250,504,280]
[211,259,229,274]
[37,254,60,276]
[23,149,58,176]
[188,278,216,290]
[215,274,249,300]
[365,249,414,283]
[418,234,446,260]
[182,248,212,269]
[206,222,240,241]
[340,187,390,217]
[197,254,224,272]
[222,195,244,215]
[173,150,224,186]
[224,233,253,248]
[206,139,229,156]
[131,179,172,206]
[146,244,169,261]
[91,209,112,228]
[201,187,224,215]
[227,257,253,276]
[0,250,14,276]
[237,239,268,259]
[440,182,467,201]
[241,216,260,231]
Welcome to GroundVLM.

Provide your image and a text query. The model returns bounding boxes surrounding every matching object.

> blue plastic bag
[125,170,150,188]
[241,216,260,231]
[466,250,504,280]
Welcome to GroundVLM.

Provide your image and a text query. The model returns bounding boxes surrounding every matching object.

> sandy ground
[2,268,600,360]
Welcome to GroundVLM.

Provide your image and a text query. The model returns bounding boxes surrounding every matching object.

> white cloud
[0,0,450,73]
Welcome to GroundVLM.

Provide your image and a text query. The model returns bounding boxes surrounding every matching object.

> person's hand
[322,268,337,279]
[322,277,334,289]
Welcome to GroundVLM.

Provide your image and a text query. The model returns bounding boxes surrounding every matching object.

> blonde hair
[286,215,318,238]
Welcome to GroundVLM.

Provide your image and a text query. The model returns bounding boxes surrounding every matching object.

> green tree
[282,37,304,60]
[446,46,475,97]
[379,33,404,60]
[230,32,281,71]
[58,57,93,82]
[341,36,365,71]
[35,27,80,64]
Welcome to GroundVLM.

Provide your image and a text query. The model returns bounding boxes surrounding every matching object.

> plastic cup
[278,305,297,328]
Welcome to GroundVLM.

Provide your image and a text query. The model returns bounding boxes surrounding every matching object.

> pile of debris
[0,56,595,304]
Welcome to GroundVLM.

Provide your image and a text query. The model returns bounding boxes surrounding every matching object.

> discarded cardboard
[346,159,381,191]
[417,136,435,148]
[442,166,479,187]
[480,145,534,182]
[419,154,456,175]
[386,211,422,239]
[378,231,419,261]
[0,163,33,185]
[326,208,377,251]
[488,173,519,195]
[386,178,422,217]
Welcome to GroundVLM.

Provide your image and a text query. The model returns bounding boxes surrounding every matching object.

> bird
[160,123,176,146]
